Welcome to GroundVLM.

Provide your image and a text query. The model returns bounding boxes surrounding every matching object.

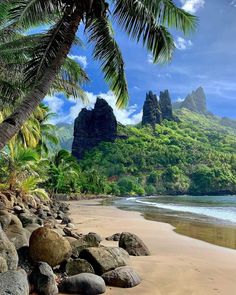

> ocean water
[116,195,236,225]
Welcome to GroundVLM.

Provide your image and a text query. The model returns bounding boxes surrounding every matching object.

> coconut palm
[0,0,196,149]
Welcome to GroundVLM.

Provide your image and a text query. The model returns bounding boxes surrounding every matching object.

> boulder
[0,210,12,230]
[29,227,72,267]
[106,233,121,241]
[63,227,81,239]
[17,246,34,273]
[0,257,8,273]
[0,269,29,295]
[87,232,102,243]
[18,213,36,227]
[0,226,18,270]
[5,224,30,250]
[66,258,95,276]
[119,232,150,256]
[29,262,58,295]
[79,247,129,275]
[59,273,106,295]
[25,223,41,234]
[71,234,100,257]
[61,216,73,225]
[102,266,141,288]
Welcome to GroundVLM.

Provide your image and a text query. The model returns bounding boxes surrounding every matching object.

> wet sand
[66,199,236,295]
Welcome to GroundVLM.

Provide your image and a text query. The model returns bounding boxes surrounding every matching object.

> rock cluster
[72,97,118,160]
[142,90,177,126]
[0,192,150,294]
[174,86,207,114]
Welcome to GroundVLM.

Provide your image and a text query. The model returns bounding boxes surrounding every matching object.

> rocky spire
[142,91,162,126]
[159,90,175,121]
[72,97,117,160]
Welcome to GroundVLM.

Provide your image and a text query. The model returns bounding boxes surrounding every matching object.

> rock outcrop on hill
[72,97,118,160]
[142,91,162,126]
[142,90,176,126]
[159,90,175,121]
[174,87,207,114]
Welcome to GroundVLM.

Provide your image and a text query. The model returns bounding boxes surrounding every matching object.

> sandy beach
[66,199,236,295]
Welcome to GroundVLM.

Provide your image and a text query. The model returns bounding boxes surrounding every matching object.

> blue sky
[44,0,236,124]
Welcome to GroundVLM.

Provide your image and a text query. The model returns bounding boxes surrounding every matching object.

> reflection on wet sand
[143,211,236,250]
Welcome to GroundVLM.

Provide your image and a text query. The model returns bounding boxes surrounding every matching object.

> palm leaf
[87,17,128,108]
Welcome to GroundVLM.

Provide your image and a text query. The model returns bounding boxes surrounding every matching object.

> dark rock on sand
[29,227,72,267]
[0,269,29,295]
[79,247,129,275]
[59,273,106,295]
[18,213,37,227]
[119,232,150,256]
[106,233,121,241]
[66,258,95,276]
[29,262,58,295]
[61,216,73,225]
[102,266,141,288]
[71,234,100,257]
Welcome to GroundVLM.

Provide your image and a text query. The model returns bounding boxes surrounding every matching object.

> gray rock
[0,210,12,230]
[87,232,102,243]
[61,216,72,225]
[0,269,29,295]
[5,225,30,250]
[18,213,36,227]
[0,257,7,273]
[119,232,150,256]
[71,234,100,257]
[25,223,41,234]
[59,273,106,295]
[102,266,141,288]
[106,233,121,241]
[66,258,94,276]
[63,227,81,239]
[79,247,129,275]
[29,262,58,295]
[0,226,18,270]
[13,206,24,214]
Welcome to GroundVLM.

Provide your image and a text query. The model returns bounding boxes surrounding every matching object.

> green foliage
[78,110,236,196]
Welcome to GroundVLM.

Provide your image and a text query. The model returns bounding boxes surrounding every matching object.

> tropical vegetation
[0,0,196,149]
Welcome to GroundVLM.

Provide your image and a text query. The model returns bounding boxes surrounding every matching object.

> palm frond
[113,0,179,63]
[87,17,128,108]
[9,0,63,29]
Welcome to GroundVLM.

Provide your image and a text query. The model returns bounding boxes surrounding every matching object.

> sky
[44,0,236,125]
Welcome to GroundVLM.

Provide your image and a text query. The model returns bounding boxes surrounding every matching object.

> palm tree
[0,0,196,149]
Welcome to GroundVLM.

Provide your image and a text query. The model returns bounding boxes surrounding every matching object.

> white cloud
[174,37,193,50]
[180,0,205,13]
[44,94,64,114]
[68,55,88,68]
[147,54,154,64]
[157,73,172,78]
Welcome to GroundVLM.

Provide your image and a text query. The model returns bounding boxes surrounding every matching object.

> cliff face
[142,90,176,126]
[174,87,207,114]
[142,91,162,126]
[72,97,117,160]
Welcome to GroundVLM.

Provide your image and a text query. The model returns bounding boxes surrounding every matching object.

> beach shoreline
[66,199,236,295]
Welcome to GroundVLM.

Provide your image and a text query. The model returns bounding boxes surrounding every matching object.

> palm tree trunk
[0,10,81,150]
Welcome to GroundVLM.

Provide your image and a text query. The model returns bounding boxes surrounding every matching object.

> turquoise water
[115,195,236,224]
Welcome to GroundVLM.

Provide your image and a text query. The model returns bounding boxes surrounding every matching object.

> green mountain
[56,109,236,196]
[56,123,74,151]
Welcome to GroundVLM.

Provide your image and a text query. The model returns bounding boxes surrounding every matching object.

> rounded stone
[29,227,72,267]
[59,273,106,295]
